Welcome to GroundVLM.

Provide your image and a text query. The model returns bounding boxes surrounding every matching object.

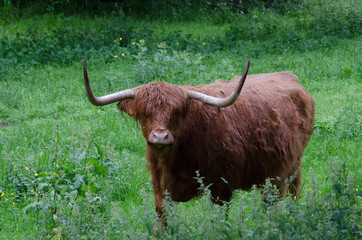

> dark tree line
[1,0,300,17]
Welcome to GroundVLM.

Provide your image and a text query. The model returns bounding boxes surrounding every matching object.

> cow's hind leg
[261,178,285,205]
[261,168,302,205]
[288,166,302,200]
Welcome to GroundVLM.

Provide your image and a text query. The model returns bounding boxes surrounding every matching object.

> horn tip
[244,60,250,74]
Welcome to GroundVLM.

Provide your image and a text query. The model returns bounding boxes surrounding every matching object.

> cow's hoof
[153,225,165,235]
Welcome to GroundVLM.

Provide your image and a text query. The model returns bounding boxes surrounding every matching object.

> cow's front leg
[152,176,167,234]
[154,191,166,228]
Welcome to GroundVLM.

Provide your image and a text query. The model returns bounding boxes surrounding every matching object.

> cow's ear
[118,99,137,117]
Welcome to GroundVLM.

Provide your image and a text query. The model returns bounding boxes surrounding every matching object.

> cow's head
[83,59,249,149]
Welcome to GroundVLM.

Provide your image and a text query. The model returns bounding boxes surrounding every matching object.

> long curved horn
[186,60,250,108]
[83,59,136,106]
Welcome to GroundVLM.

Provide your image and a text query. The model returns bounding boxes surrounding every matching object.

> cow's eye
[172,111,180,118]
[172,109,183,119]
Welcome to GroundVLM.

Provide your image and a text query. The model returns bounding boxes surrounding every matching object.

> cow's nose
[153,131,169,141]
[148,129,173,146]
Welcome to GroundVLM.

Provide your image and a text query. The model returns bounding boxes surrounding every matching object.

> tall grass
[0,1,361,239]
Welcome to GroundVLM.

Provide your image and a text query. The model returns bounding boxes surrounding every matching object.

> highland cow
[83,59,315,228]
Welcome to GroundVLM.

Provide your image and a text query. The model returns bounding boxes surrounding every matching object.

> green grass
[0,2,361,239]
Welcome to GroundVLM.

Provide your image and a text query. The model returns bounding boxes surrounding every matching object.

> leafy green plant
[314,100,361,141]
[154,162,361,239]
[131,41,205,85]
[0,18,152,81]
[304,1,361,38]
[334,101,361,140]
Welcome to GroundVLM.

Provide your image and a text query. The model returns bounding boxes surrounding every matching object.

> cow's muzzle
[148,127,173,147]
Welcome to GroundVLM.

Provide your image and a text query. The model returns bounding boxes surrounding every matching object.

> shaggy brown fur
[117,71,315,227]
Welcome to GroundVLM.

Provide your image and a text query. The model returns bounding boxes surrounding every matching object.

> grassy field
[0,1,361,239]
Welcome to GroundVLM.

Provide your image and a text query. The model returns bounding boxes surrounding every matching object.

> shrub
[225,0,361,54]
[0,17,152,81]
[303,1,362,38]
[130,41,205,85]
[157,161,361,239]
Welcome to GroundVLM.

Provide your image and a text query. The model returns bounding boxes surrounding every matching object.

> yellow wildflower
[114,55,118,58]
[1,192,4,197]
[176,43,179,46]
[25,167,29,170]
[43,86,46,89]
[52,172,57,175]
[120,37,122,40]
[140,40,143,43]
[122,53,125,57]
[14,165,16,169]
[11,193,13,195]
[30,97,32,100]
[31,190,34,192]
[132,42,135,45]
[34,173,38,177]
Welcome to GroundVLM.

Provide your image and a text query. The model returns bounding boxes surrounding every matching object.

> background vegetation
[0,0,361,239]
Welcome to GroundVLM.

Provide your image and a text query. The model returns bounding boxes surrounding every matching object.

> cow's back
[184,71,315,192]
